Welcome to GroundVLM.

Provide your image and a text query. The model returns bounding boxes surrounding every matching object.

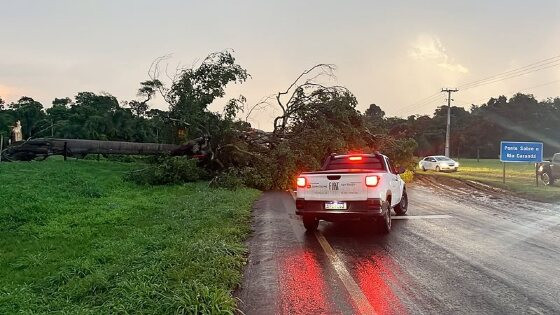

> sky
[1,0,559,130]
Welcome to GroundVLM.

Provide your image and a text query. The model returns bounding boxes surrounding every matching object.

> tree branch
[271,64,338,135]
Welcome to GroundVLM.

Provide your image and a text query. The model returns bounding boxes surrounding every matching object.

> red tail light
[365,175,379,187]
[348,156,363,161]
[297,177,307,188]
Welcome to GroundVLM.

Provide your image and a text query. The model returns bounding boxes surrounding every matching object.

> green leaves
[165,51,249,138]
[125,157,208,185]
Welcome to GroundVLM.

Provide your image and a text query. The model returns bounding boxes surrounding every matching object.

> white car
[295,153,407,233]
[419,155,459,172]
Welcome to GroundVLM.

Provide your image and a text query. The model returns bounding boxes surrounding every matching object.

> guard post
[536,163,539,187]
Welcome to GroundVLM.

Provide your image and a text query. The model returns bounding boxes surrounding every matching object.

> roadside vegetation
[420,159,560,202]
[400,170,415,183]
[0,158,260,313]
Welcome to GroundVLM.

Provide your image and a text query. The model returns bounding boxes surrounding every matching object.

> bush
[82,154,152,163]
[381,138,418,170]
[209,168,245,190]
[237,166,274,191]
[400,170,414,183]
[104,154,141,163]
[208,166,277,191]
[125,156,208,185]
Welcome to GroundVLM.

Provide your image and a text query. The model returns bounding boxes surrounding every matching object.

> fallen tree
[132,56,418,190]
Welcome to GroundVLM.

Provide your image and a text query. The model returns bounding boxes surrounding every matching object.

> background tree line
[1,51,559,188]
[3,92,556,161]
[0,93,169,143]
[371,93,560,159]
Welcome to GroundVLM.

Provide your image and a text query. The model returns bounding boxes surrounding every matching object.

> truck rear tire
[302,216,319,231]
[377,204,392,234]
[394,191,408,216]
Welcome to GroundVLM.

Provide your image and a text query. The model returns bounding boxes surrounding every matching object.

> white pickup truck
[295,153,408,233]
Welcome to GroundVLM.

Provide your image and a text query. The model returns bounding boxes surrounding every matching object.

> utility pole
[442,88,458,157]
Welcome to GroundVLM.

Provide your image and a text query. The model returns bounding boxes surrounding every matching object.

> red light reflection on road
[279,249,332,314]
[355,254,407,315]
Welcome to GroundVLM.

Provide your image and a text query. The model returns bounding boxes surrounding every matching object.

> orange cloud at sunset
[0,84,23,103]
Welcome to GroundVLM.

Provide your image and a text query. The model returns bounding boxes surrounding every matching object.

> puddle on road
[278,249,331,314]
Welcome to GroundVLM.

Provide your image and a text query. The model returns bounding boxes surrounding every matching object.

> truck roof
[319,153,388,172]
[300,169,388,174]
[330,153,387,159]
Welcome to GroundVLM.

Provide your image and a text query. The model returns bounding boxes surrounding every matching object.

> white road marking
[392,214,453,220]
[314,231,377,315]
[283,197,374,313]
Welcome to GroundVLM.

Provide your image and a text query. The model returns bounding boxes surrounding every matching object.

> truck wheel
[377,204,392,234]
[541,172,555,186]
[394,191,408,216]
[302,216,319,231]
[435,166,441,172]
[421,166,426,171]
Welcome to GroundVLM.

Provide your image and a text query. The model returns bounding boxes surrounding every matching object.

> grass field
[420,159,560,202]
[0,158,260,314]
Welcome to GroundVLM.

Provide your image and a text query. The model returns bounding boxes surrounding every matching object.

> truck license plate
[325,201,347,210]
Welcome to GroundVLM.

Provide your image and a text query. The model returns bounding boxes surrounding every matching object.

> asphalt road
[236,176,560,314]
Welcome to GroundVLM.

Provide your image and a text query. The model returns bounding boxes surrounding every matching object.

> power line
[456,78,560,105]
[401,75,560,116]
[406,91,441,106]
[399,98,442,117]
[458,54,560,89]
[394,92,443,114]
[397,53,560,116]
[461,62,560,90]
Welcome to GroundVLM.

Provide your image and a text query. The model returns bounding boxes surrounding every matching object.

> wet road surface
[236,176,560,314]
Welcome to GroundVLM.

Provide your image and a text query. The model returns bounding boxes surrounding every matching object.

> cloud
[437,62,469,73]
[409,34,469,73]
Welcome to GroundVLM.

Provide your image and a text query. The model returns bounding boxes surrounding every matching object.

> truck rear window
[323,156,386,171]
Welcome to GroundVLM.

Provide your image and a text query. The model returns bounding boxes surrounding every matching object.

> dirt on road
[236,178,560,314]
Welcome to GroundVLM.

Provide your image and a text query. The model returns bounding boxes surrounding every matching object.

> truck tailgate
[300,173,367,201]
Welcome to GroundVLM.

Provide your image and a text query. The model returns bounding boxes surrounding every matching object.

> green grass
[0,158,260,314]
[421,158,560,202]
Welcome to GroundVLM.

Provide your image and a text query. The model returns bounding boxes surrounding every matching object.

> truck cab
[538,153,560,185]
